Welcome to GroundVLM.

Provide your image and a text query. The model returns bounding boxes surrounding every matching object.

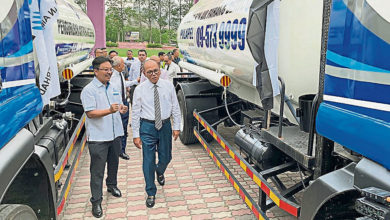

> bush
[146,43,162,48]
[106,41,118,47]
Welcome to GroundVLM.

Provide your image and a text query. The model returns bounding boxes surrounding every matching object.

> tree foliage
[75,0,193,44]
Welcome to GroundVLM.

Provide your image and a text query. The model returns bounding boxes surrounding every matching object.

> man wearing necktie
[110,56,131,160]
[131,60,181,208]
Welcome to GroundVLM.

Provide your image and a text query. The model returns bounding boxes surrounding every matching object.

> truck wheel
[178,89,197,144]
[0,204,38,220]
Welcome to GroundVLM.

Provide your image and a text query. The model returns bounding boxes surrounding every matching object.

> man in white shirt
[110,56,131,160]
[81,56,128,218]
[132,60,181,208]
[124,50,137,73]
[128,50,147,104]
[164,53,181,81]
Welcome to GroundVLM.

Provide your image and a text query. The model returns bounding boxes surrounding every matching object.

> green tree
[132,0,145,40]
[156,0,167,44]
[106,8,120,42]
[106,0,132,42]
[144,0,158,43]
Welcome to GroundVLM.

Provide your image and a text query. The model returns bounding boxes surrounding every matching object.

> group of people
[80,48,182,218]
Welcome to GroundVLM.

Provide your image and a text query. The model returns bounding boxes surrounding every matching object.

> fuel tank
[178,0,324,122]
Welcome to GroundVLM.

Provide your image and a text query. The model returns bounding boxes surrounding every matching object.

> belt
[141,118,170,124]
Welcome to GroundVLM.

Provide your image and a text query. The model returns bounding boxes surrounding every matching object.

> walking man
[81,56,128,218]
[111,56,131,160]
[132,60,181,208]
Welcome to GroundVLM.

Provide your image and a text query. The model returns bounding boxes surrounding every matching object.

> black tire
[178,89,197,144]
[0,204,38,220]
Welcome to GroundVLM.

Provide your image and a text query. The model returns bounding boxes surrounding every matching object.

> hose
[59,80,71,107]
[223,87,244,128]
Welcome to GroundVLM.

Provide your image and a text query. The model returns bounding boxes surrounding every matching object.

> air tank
[178,0,324,123]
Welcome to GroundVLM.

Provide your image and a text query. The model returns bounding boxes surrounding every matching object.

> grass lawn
[107,48,174,57]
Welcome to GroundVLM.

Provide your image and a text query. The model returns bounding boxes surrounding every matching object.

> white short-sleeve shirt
[81,77,124,141]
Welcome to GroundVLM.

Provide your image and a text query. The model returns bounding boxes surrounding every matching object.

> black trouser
[88,137,121,204]
[129,85,137,106]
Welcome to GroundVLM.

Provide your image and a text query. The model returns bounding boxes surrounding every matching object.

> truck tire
[0,204,38,220]
[178,89,197,144]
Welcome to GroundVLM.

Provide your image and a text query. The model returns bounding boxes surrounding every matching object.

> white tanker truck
[0,0,95,219]
[176,0,390,219]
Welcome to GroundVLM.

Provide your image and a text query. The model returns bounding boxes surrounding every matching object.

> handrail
[278,76,286,138]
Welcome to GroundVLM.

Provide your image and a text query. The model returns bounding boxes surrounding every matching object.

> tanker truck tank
[54,0,95,81]
[177,0,323,123]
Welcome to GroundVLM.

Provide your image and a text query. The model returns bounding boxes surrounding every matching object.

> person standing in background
[101,48,108,58]
[94,48,104,58]
[158,52,166,69]
[164,53,181,82]
[172,49,181,65]
[128,50,147,105]
[172,49,182,72]
[109,50,118,60]
[125,50,136,73]
[110,56,131,160]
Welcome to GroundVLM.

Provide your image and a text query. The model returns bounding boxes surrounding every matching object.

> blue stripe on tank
[324,74,390,105]
[0,61,35,82]
[6,40,33,58]
[327,50,390,73]
[0,0,32,57]
[327,0,390,71]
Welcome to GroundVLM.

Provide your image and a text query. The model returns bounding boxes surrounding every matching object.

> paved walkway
[61,139,257,219]
[60,124,296,219]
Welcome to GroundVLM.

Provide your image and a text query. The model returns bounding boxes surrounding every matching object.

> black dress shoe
[107,186,122,197]
[119,152,130,160]
[146,196,155,208]
[92,203,103,218]
[156,172,165,186]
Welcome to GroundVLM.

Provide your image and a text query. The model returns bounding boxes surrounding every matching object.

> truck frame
[176,0,390,219]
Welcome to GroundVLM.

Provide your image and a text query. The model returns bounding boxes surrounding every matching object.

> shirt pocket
[112,90,122,104]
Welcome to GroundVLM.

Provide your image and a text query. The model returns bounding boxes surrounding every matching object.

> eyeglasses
[97,68,113,72]
[145,69,160,75]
